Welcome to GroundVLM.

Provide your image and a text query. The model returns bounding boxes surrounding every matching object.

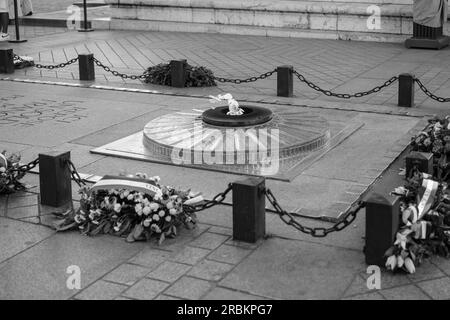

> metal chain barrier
[11,52,449,103]
[93,57,148,80]
[65,159,87,188]
[184,183,233,213]
[10,157,40,180]
[214,69,277,84]
[35,58,79,70]
[14,54,79,70]
[414,78,450,103]
[293,70,399,99]
[265,188,363,237]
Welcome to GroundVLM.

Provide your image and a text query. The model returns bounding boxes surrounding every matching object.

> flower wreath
[0,151,26,194]
[385,116,450,274]
[54,173,204,244]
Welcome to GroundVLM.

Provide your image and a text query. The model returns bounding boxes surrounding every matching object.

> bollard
[232,177,266,243]
[277,65,293,97]
[78,53,95,81]
[0,49,15,74]
[405,151,433,178]
[78,0,94,32]
[365,192,400,267]
[8,0,27,43]
[398,73,415,108]
[39,151,72,207]
[170,59,187,88]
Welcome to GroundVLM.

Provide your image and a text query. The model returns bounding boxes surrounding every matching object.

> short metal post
[78,53,95,81]
[8,0,27,43]
[365,192,399,267]
[232,177,266,243]
[398,73,415,108]
[170,59,186,88]
[78,0,94,32]
[39,151,72,207]
[0,49,15,74]
[277,65,293,97]
[405,152,433,178]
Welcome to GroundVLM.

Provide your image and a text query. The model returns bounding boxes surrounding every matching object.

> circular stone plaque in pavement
[143,106,330,175]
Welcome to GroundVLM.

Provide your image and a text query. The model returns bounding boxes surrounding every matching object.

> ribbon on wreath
[417,178,439,219]
[0,154,8,168]
[89,175,163,198]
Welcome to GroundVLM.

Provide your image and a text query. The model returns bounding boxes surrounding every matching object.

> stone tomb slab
[91,104,363,181]
[89,103,423,219]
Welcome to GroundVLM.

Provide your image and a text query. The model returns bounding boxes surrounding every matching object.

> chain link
[9,157,40,181]
[66,159,86,188]
[265,188,363,237]
[293,70,398,99]
[93,58,148,80]
[214,70,277,84]
[415,78,450,103]
[184,183,233,213]
[13,54,78,69]
[35,58,79,70]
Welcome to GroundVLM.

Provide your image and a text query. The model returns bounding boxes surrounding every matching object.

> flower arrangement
[385,116,450,274]
[0,151,26,194]
[54,173,204,244]
[143,63,216,87]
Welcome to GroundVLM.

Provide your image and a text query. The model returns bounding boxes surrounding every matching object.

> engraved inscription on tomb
[0,95,88,126]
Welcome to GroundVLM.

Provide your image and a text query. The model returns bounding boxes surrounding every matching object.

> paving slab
[203,287,269,300]
[380,285,431,300]
[147,261,192,283]
[188,260,235,282]
[103,263,151,286]
[164,276,214,300]
[0,217,54,264]
[0,232,146,299]
[123,278,170,300]
[219,238,365,300]
[417,277,450,300]
[75,280,128,300]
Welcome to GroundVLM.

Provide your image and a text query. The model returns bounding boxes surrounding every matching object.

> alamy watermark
[366,265,381,290]
[367,5,381,30]
[66,265,82,290]
[170,127,280,176]
[66,5,81,30]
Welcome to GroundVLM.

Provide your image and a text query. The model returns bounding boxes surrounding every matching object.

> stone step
[103,0,450,42]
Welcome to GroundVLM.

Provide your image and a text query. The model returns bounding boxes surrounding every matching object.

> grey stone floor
[1,26,450,300]
[1,26,450,112]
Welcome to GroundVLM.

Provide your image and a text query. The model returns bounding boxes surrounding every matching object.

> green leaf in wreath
[54,221,78,232]
[126,232,135,243]
[117,219,131,236]
[172,225,177,237]
[103,221,112,234]
[158,232,165,245]
[91,220,107,236]
[133,224,144,240]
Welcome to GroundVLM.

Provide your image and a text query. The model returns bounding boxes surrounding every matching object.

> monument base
[405,35,450,49]
[104,0,450,42]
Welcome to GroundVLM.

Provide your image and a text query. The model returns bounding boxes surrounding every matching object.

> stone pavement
[1,27,450,300]
[2,190,450,300]
[1,26,450,112]
[0,79,448,300]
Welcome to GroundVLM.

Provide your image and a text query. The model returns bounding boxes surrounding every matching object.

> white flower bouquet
[0,151,26,194]
[54,173,204,244]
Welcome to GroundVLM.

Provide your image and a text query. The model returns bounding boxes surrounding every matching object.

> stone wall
[102,0,450,42]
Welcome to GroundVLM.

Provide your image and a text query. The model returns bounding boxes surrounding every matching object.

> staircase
[103,0,450,42]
